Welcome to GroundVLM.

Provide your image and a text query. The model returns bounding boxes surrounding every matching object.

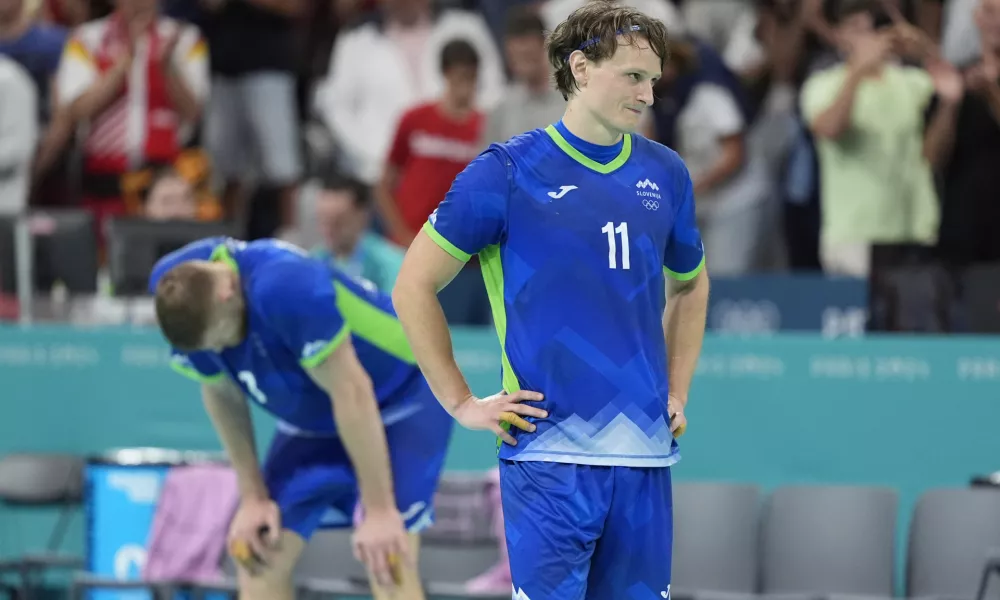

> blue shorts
[500,459,673,600]
[262,377,453,540]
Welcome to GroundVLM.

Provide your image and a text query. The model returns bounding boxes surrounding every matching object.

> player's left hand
[668,394,687,438]
[351,507,412,589]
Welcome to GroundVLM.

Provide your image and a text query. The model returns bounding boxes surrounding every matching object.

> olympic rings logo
[642,199,659,211]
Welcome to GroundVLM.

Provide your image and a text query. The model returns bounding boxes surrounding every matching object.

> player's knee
[233,530,304,600]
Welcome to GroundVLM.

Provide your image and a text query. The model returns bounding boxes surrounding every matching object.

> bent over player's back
[148,237,423,435]
[424,125,705,466]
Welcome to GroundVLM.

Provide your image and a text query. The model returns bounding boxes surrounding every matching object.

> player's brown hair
[154,263,217,351]
[546,1,670,100]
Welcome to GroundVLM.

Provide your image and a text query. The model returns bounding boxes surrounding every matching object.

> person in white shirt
[314,0,504,185]
[0,55,37,214]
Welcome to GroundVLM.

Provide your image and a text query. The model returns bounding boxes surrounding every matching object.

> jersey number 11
[602,221,630,270]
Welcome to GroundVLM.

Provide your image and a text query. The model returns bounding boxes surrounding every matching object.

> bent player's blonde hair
[546,0,670,100]
[154,263,217,352]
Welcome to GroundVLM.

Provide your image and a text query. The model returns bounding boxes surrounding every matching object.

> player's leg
[238,430,358,600]
[234,528,305,600]
[500,459,613,600]
[586,466,674,600]
[358,380,455,600]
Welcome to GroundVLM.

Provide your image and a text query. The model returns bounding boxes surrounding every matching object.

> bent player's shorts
[262,376,453,540]
[500,459,673,600]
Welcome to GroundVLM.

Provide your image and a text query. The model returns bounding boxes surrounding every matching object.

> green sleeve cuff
[299,324,351,369]
[664,255,706,282]
[422,221,472,262]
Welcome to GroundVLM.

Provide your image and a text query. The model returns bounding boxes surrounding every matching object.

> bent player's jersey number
[602,221,630,270]
[238,370,268,405]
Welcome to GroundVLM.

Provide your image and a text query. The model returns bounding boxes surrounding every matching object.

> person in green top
[311,172,405,292]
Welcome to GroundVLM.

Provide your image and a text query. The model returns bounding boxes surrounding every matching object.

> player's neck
[561,105,623,146]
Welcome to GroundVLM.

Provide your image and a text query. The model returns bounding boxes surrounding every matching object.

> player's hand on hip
[668,394,688,438]
[351,507,412,589]
[453,390,547,446]
[228,496,282,573]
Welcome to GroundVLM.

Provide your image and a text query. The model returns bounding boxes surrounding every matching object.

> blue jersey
[148,237,423,436]
[425,123,705,467]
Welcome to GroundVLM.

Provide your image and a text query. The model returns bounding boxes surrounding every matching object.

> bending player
[149,236,453,600]
[392,2,710,598]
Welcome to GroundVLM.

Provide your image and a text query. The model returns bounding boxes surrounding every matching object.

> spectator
[801,0,961,278]
[374,38,484,248]
[0,0,66,123]
[375,37,490,325]
[649,37,773,275]
[937,0,1000,267]
[315,0,504,185]
[484,7,564,145]
[142,166,197,220]
[312,172,404,292]
[0,54,37,214]
[55,0,208,236]
[199,0,303,233]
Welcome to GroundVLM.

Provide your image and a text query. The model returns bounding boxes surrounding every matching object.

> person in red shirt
[375,38,483,247]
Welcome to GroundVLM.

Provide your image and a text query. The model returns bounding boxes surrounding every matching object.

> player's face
[199,265,246,351]
[580,37,661,134]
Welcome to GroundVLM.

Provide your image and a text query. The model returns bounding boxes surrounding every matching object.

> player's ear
[569,50,589,89]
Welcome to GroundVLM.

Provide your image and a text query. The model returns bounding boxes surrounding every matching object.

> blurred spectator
[937,0,1000,267]
[374,38,483,247]
[311,172,404,292]
[55,0,208,237]
[0,0,66,123]
[0,54,37,213]
[199,0,303,233]
[484,8,564,144]
[801,0,960,278]
[315,0,503,186]
[940,0,981,66]
[680,0,752,52]
[649,37,773,275]
[141,165,197,219]
[542,0,683,34]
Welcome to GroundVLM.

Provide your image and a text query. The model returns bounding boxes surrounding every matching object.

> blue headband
[567,24,642,59]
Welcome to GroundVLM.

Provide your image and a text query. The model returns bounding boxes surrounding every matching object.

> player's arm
[304,340,396,514]
[663,170,710,414]
[393,151,544,439]
[200,377,269,500]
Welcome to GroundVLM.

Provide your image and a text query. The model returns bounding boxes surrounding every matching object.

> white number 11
[602,221,630,270]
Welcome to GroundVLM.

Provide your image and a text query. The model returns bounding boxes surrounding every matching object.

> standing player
[391,2,710,599]
[149,236,453,600]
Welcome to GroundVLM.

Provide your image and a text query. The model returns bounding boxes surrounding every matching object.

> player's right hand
[228,496,281,573]
[453,390,547,446]
[351,507,411,589]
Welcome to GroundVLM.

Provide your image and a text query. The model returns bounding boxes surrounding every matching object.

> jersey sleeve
[254,254,350,369]
[421,148,509,262]
[169,350,225,384]
[664,167,706,281]
[387,110,413,168]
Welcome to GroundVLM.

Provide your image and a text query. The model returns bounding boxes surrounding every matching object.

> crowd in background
[1,0,999,325]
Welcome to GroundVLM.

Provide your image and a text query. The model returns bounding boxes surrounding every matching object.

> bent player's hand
[352,508,411,589]
[453,390,547,446]
[668,394,688,438]
[228,496,281,574]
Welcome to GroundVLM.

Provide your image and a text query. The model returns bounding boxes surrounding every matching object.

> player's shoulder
[490,126,559,168]
[631,134,692,182]
[243,239,331,304]
[147,236,228,294]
